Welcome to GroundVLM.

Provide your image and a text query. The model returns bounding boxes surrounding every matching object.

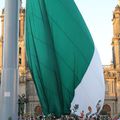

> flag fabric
[26,0,105,117]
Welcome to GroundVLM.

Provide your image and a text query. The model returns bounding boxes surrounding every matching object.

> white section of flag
[71,48,105,116]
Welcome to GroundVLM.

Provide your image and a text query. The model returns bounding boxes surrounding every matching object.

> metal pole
[0,0,19,119]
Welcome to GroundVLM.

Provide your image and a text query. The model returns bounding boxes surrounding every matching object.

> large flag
[26,0,105,117]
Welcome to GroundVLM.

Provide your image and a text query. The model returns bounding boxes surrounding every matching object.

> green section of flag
[26,0,94,117]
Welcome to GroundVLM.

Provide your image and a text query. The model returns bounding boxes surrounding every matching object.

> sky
[0,0,118,65]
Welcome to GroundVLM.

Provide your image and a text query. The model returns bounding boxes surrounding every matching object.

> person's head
[88,106,92,112]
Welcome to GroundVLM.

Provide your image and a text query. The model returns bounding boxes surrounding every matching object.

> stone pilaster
[112,5,120,69]
[0,11,4,72]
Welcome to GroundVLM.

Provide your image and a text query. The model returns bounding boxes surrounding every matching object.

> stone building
[0,7,39,115]
[103,2,120,117]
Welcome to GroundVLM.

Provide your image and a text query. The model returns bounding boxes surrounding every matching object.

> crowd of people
[17,114,111,120]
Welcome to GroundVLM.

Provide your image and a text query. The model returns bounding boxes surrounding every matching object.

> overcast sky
[0,0,118,65]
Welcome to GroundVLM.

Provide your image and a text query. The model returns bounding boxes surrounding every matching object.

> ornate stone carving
[104,71,116,79]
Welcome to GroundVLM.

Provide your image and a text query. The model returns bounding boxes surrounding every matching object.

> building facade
[103,4,120,117]
[0,7,40,116]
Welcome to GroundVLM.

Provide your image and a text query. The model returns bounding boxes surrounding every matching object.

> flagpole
[0,0,19,119]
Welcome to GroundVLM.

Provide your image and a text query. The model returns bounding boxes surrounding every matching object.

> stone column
[0,14,4,72]
[19,12,24,37]
[116,77,120,112]
[112,6,120,69]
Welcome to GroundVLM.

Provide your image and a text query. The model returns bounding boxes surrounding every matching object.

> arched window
[101,104,111,116]
[34,105,42,116]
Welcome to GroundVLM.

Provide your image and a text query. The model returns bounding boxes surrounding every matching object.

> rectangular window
[112,81,114,93]
[19,47,21,55]
[19,58,22,64]
[105,81,109,94]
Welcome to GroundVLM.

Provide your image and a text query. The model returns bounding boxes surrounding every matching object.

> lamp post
[18,94,28,119]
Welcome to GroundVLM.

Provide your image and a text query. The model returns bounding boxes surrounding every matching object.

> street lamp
[18,94,28,119]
